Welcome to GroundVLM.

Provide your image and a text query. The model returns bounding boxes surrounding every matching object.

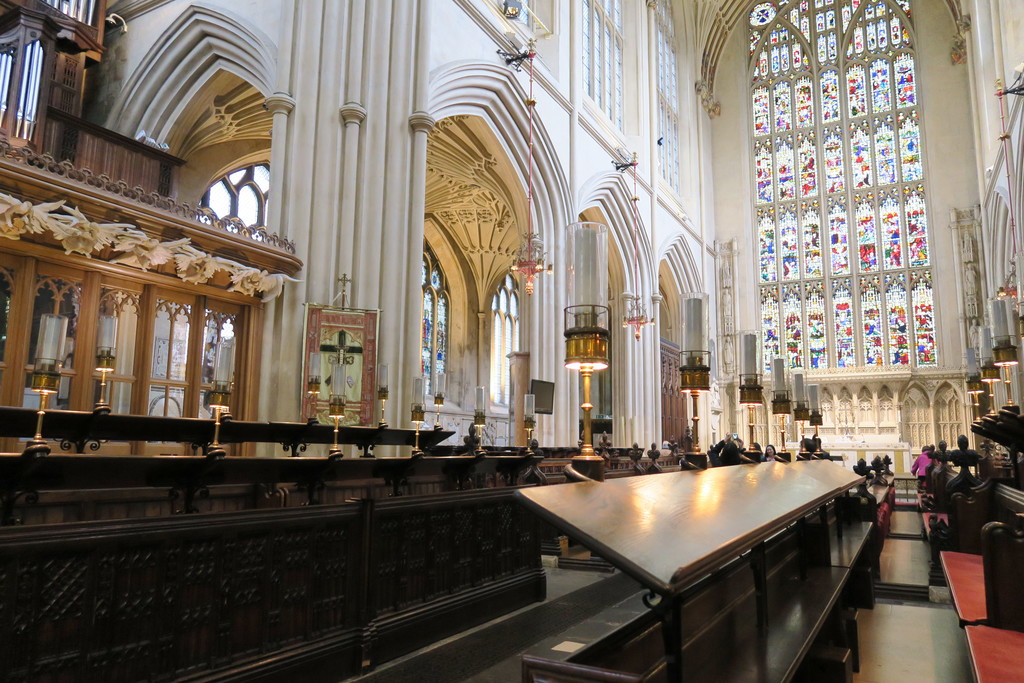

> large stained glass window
[751,0,935,370]
[421,247,449,397]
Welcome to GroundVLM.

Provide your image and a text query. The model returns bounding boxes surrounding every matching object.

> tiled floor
[879,536,931,585]
[854,600,972,683]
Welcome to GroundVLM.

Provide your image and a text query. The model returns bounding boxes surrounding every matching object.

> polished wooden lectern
[517,461,870,682]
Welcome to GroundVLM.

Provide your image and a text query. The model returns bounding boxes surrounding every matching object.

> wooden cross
[337,273,352,309]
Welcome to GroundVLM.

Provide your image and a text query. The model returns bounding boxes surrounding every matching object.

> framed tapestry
[302,304,379,425]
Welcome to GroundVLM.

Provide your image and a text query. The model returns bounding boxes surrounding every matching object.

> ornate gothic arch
[427,61,572,251]
[106,3,276,146]
[657,233,702,296]
[577,171,655,299]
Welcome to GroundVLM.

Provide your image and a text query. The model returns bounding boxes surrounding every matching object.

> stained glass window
[861,277,883,365]
[421,246,449,396]
[491,275,520,404]
[751,0,935,370]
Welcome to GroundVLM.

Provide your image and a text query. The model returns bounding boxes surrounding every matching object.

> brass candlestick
[981,362,1000,414]
[772,391,792,456]
[377,386,389,428]
[994,340,1019,410]
[27,371,58,456]
[411,402,425,454]
[810,409,823,439]
[680,351,711,453]
[27,314,68,457]
[434,392,445,430]
[207,380,231,459]
[564,306,609,465]
[524,415,536,454]
[95,348,115,413]
[329,395,346,458]
[967,375,984,421]
[739,374,763,458]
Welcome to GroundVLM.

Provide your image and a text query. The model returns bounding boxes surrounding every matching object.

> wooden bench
[942,516,1024,682]
[965,625,1024,683]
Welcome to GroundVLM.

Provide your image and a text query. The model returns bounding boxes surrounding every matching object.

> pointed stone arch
[106,3,276,148]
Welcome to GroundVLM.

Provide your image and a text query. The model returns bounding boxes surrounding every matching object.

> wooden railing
[40,107,183,197]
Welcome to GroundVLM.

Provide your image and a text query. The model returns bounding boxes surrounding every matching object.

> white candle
[476,385,486,412]
[808,384,820,412]
[524,393,535,419]
[331,363,347,398]
[213,340,235,383]
[792,369,806,403]
[980,326,994,364]
[377,363,388,389]
[413,376,424,404]
[739,331,759,377]
[434,373,447,398]
[97,316,117,352]
[36,314,67,366]
[966,348,979,376]
[308,352,321,379]
[680,295,707,352]
[991,298,1011,339]
[772,356,786,390]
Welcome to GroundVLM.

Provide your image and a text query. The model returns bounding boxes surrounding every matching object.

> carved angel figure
[222,262,299,301]
[51,206,133,256]
[112,229,190,270]
[0,194,65,240]
[172,244,222,284]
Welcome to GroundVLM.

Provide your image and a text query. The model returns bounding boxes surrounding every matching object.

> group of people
[706,434,830,466]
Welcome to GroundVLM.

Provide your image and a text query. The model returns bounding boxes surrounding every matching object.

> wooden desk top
[516,461,863,598]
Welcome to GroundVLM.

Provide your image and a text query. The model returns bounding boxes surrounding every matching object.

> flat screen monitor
[530,379,555,415]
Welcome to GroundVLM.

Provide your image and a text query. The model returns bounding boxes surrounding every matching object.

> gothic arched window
[491,274,520,405]
[201,163,271,228]
[421,247,449,397]
[656,2,680,190]
[750,0,935,371]
[582,0,624,129]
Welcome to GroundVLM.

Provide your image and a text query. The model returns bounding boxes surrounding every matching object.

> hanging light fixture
[620,152,651,340]
[508,41,551,294]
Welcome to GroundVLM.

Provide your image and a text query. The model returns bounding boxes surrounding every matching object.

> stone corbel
[951,15,972,65]
[340,102,367,126]
[695,79,721,119]
[409,111,436,135]
[264,92,296,116]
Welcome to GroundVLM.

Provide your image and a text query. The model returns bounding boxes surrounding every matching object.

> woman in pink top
[910,446,934,487]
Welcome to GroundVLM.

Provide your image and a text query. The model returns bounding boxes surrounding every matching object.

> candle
[476,386,486,412]
[524,393,535,419]
[213,340,235,383]
[36,314,68,367]
[680,294,707,352]
[991,298,1011,339]
[808,384,820,412]
[567,222,608,309]
[413,376,424,404]
[966,348,979,376]
[739,331,759,377]
[771,356,786,389]
[97,316,117,352]
[331,363,347,398]
[792,369,806,403]
[980,326,994,364]
[308,352,321,379]
[434,373,447,398]
[377,363,388,389]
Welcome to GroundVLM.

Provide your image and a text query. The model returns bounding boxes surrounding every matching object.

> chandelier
[620,153,651,340]
[505,41,551,294]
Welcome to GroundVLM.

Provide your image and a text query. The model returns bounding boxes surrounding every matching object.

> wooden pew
[941,516,1024,681]
[516,461,868,682]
